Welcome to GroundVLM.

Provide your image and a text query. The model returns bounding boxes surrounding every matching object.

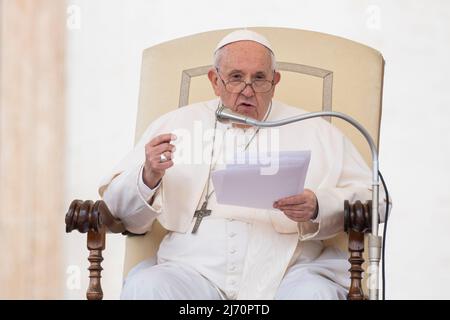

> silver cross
[192,201,211,233]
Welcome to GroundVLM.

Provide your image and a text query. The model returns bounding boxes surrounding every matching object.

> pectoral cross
[192,201,211,233]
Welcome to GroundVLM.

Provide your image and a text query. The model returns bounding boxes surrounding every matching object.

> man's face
[208,41,281,124]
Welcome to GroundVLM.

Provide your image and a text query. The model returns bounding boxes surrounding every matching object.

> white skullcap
[214,29,274,53]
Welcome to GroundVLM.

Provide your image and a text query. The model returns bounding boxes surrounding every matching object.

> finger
[154,150,175,164]
[275,190,316,206]
[283,210,311,221]
[149,133,177,147]
[283,212,308,222]
[275,195,307,206]
[150,159,174,171]
[283,209,306,216]
[276,201,315,209]
[150,150,174,163]
[276,204,305,211]
[150,143,176,156]
[161,151,173,161]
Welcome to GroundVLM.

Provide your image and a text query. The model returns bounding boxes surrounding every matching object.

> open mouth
[238,102,255,108]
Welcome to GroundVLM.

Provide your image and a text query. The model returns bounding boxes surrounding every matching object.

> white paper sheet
[211,151,311,209]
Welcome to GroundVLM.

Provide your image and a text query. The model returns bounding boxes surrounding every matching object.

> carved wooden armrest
[66,199,376,300]
[65,199,128,300]
[344,200,373,300]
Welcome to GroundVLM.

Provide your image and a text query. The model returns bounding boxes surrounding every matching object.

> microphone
[216,102,383,300]
[215,104,257,126]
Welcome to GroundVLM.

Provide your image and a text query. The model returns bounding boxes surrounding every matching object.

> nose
[240,82,255,97]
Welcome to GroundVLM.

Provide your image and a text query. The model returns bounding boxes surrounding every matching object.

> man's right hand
[143,133,177,189]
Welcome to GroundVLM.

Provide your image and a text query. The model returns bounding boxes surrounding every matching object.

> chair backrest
[123,27,385,283]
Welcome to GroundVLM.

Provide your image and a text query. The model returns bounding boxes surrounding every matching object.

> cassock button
[229,248,236,254]
[229,232,236,238]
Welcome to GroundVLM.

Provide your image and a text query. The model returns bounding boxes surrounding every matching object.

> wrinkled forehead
[218,41,273,73]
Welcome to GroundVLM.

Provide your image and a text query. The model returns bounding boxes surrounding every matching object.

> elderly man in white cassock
[100,29,385,300]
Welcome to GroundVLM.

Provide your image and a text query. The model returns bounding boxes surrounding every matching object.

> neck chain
[191,101,273,233]
[205,100,272,202]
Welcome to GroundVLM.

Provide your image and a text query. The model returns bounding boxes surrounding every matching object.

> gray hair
[213,45,277,71]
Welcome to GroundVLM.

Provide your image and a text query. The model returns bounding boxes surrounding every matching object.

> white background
[64,0,450,299]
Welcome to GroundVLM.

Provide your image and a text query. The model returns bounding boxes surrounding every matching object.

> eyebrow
[254,71,267,77]
[226,69,268,77]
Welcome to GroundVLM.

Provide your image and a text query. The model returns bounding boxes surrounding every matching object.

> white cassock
[100,98,387,300]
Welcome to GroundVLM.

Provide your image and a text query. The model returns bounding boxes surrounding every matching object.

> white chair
[65,27,385,300]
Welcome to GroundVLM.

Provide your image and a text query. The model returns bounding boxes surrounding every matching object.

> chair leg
[87,229,105,300]
[347,229,365,300]
[66,200,126,300]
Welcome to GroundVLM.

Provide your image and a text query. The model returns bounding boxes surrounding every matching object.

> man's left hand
[273,189,318,222]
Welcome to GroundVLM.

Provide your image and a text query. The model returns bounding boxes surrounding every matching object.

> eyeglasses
[215,68,275,93]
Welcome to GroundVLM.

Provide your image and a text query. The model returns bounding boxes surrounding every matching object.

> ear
[208,68,221,96]
[270,71,281,98]
[273,71,281,86]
